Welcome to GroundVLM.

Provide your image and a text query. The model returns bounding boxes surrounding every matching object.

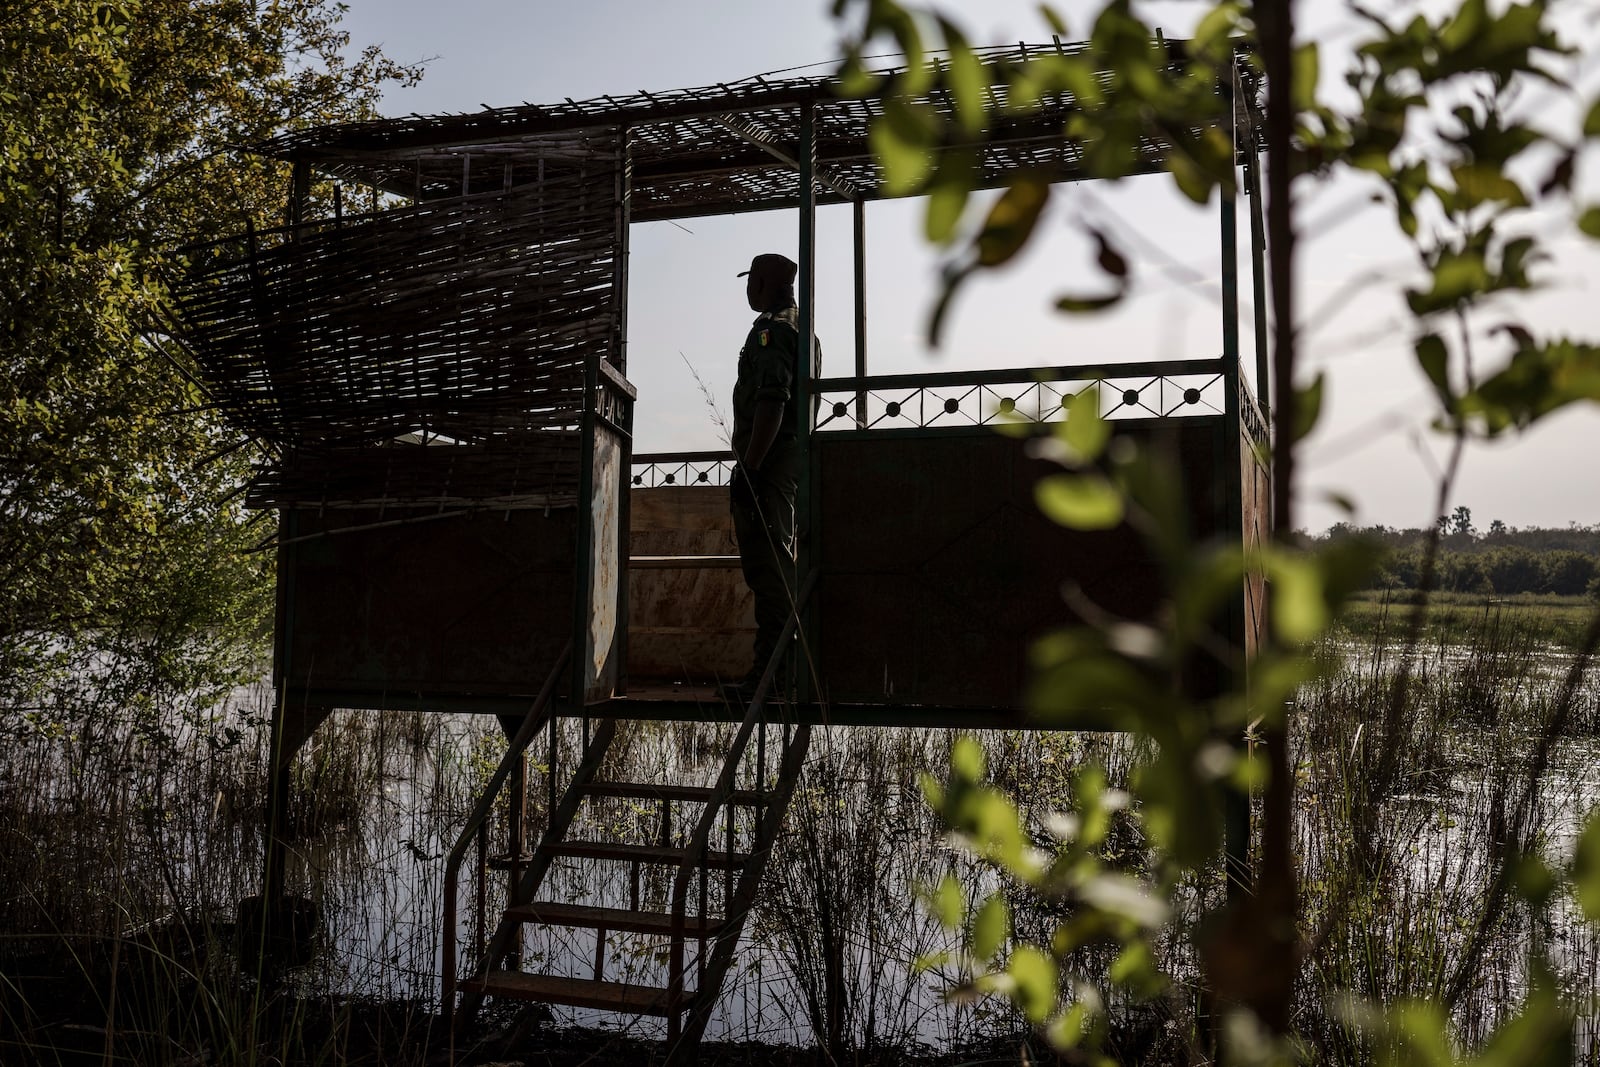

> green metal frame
[795,102,819,707]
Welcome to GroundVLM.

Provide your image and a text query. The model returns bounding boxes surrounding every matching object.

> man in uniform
[726,252,818,701]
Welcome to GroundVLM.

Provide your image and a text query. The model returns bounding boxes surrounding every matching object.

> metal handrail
[631,450,734,464]
[663,572,818,1021]
[440,641,572,1021]
[812,357,1226,393]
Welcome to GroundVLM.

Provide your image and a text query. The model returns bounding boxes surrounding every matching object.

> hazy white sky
[334,0,1600,533]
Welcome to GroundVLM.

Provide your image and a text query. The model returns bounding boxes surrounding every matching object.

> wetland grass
[1,608,1596,1064]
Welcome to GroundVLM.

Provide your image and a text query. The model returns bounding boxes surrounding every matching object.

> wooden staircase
[441,631,813,1063]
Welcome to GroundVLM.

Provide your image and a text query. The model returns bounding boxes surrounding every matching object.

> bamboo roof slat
[252,41,1260,220]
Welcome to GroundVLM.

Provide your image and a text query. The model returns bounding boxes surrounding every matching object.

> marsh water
[267,705,1017,1049]
[5,625,1599,1059]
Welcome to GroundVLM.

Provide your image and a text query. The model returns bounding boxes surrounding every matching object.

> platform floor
[601,682,1032,728]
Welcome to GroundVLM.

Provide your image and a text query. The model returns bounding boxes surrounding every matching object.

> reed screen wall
[173,139,626,509]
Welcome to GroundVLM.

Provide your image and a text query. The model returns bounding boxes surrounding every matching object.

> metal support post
[1218,64,1251,901]
[614,129,635,695]
[1246,138,1271,423]
[795,102,818,705]
[853,198,868,427]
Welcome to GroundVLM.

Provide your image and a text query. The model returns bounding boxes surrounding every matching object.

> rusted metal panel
[626,487,754,683]
[812,422,1225,717]
[276,506,575,708]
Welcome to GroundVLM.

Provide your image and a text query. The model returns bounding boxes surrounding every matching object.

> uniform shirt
[730,304,821,460]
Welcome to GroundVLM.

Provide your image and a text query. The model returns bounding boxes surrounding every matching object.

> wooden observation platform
[171,40,1268,1061]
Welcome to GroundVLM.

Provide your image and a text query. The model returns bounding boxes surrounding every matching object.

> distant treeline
[1314,516,1600,597]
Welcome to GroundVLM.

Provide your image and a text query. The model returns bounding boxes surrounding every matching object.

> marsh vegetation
[2,606,1596,1064]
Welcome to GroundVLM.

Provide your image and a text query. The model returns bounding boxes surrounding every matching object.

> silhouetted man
[726,253,817,700]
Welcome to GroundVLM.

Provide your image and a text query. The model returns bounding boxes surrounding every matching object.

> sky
[331,0,1600,534]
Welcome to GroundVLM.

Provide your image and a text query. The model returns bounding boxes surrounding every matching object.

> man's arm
[740,400,784,472]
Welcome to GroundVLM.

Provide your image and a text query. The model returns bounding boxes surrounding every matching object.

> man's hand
[731,463,763,513]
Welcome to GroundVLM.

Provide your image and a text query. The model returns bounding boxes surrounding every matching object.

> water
[6,630,1597,1056]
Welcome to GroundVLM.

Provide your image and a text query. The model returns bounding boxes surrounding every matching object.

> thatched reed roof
[259,41,1257,221]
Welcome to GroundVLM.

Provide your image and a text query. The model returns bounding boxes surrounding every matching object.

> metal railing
[664,572,818,1055]
[813,358,1232,431]
[632,450,735,487]
[630,362,1245,486]
[439,642,571,1022]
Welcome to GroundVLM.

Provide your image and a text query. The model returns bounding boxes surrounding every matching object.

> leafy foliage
[0,4,418,720]
[832,0,1600,1061]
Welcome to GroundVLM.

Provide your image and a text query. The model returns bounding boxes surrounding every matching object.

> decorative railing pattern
[631,362,1257,486]
[632,451,736,488]
[814,358,1232,431]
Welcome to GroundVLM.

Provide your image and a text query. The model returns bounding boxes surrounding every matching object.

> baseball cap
[737,253,798,284]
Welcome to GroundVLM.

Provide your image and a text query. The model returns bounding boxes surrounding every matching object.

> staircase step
[460,970,686,1016]
[583,781,768,806]
[541,840,748,868]
[506,901,726,936]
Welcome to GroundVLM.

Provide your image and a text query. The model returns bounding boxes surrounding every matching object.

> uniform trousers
[731,440,799,683]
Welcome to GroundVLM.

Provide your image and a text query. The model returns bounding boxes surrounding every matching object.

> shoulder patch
[758,329,769,346]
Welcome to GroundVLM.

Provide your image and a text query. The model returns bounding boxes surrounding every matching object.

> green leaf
[1574,810,1600,921]
[1191,2,1242,63]
[1048,1000,1091,1048]
[1061,387,1110,461]
[939,18,988,135]
[1039,5,1069,38]
[1585,96,1600,138]
[971,893,1010,960]
[1076,116,1140,178]
[976,177,1050,267]
[1108,941,1165,998]
[871,98,939,196]
[1475,976,1573,1067]
[1055,292,1124,313]
[1579,207,1600,239]
[927,261,977,349]
[1451,164,1527,207]
[1091,227,1127,277]
[1266,549,1330,644]
[1407,251,1490,316]
[1007,945,1058,1023]
[1513,853,1557,907]
[1439,0,1487,54]
[1415,333,1453,410]
[1292,42,1320,113]
[1293,372,1325,442]
[1167,149,1214,205]
[947,786,1039,874]
[951,735,986,782]
[1383,1002,1456,1067]
[1036,474,1124,530]
[932,874,964,928]
[1462,337,1600,435]
[924,152,974,245]
[837,51,885,98]
[1055,56,1103,108]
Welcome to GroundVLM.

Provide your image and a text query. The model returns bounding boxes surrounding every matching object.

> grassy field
[1340,589,1600,648]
